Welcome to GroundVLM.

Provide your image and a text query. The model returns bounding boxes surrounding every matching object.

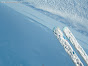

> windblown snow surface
[22,0,88,35]
[0,0,88,66]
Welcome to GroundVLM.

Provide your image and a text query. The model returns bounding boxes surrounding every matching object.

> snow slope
[0,0,88,66]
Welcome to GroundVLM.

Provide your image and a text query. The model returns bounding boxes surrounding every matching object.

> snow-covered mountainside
[20,0,88,36]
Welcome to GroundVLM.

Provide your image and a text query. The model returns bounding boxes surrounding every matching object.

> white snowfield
[63,27,88,65]
[53,27,84,66]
